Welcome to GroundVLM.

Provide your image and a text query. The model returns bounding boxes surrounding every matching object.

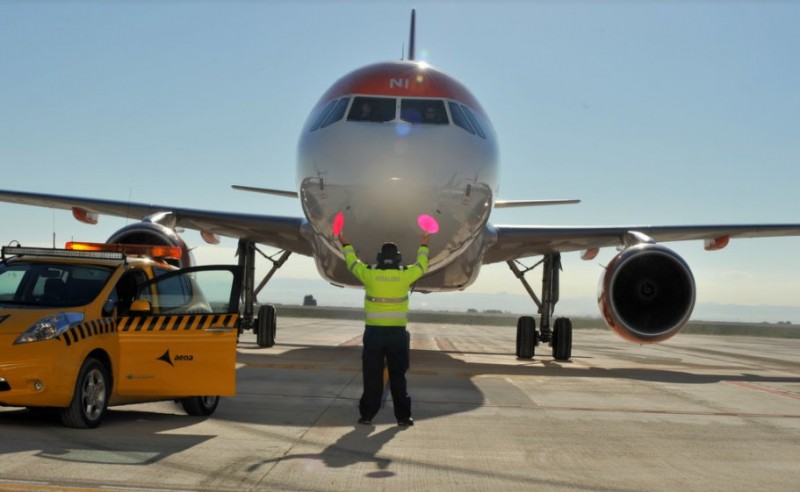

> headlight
[14,313,84,345]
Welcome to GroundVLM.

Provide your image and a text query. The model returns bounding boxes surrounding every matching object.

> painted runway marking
[726,380,800,400]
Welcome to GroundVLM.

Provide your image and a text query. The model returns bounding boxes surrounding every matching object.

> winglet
[408,9,416,61]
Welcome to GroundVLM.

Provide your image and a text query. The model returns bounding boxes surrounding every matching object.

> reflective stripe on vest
[365,312,408,320]
[365,295,408,303]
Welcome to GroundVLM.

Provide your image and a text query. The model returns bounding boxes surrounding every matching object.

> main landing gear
[237,239,290,348]
[507,253,573,361]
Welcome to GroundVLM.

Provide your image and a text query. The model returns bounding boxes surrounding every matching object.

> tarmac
[1,316,799,491]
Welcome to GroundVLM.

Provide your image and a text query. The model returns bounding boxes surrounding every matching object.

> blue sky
[2,1,799,322]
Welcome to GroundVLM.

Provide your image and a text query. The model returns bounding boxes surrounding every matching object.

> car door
[115,265,241,398]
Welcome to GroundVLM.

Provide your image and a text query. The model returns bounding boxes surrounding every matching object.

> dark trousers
[360,325,411,421]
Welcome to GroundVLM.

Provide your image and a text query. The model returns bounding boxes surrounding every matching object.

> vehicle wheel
[516,316,537,359]
[180,396,220,416]
[256,304,276,348]
[60,357,109,429]
[552,317,573,361]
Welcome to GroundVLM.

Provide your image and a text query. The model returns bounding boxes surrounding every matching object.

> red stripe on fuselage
[314,61,486,116]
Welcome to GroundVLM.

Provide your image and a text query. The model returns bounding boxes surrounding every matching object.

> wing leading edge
[0,189,312,256]
[483,223,800,264]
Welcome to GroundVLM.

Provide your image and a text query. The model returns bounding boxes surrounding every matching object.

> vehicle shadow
[0,407,213,462]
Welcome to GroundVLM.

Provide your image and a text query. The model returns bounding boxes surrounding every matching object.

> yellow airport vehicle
[0,243,241,428]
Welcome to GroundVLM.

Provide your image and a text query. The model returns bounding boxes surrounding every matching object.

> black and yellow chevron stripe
[118,314,239,333]
[57,314,239,347]
[59,318,116,347]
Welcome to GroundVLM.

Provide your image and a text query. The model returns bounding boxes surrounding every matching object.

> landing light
[65,242,183,260]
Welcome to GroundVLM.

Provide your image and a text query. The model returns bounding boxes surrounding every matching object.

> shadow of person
[247,424,402,477]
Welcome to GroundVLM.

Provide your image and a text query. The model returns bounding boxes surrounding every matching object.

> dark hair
[376,242,402,269]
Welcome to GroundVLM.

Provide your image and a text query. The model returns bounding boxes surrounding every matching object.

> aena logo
[157,349,194,366]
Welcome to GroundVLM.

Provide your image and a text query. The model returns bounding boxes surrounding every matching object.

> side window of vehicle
[150,267,194,314]
[141,267,240,315]
[107,269,147,316]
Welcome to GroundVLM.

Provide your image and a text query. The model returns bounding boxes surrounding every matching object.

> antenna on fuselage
[408,9,416,61]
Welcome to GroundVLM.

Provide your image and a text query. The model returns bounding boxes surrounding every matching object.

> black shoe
[397,418,414,427]
[358,417,372,425]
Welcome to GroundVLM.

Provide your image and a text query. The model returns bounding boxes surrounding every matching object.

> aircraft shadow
[225,342,800,429]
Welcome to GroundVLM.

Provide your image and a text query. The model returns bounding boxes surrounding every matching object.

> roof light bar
[65,242,183,260]
[2,246,125,261]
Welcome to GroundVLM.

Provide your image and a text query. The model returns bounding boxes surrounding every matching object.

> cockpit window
[320,98,350,128]
[348,96,396,122]
[448,101,475,134]
[460,105,486,139]
[401,99,448,124]
[310,99,337,132]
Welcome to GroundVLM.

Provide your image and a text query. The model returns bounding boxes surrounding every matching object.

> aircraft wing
[0,189,313,256]
[483,223,800,264]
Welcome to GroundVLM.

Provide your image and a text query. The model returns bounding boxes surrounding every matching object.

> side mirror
[102,298,116,317]
[129,299,152,314]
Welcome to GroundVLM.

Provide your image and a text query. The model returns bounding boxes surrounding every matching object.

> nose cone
[299,120,495,257]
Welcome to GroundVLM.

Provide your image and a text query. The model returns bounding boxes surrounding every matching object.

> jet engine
[106,220,193,268]
[598,243,695,343]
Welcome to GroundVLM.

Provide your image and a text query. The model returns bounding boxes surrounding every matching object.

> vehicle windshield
[0,261,115,308]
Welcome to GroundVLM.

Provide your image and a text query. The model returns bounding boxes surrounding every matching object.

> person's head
[376,242,402,269]
[424,106,437,121]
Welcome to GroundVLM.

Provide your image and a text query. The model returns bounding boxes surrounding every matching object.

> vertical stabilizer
[408,9,416,61]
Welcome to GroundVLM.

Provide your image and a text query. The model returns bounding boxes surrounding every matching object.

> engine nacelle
[106,221,193,268]
[598,243,695,343]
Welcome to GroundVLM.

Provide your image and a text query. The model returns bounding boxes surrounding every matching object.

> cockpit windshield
[400,99,448,124]
[310,95,484,139]
[347,96,396,122]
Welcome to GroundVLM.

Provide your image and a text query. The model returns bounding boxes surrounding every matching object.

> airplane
[1,10,799,360]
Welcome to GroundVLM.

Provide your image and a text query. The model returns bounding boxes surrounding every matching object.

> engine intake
[598,244,695,343]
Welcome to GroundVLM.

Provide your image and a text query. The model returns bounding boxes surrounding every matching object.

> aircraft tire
[60,357,109,429]
[552,317,573,361]
[256,304,276,348]
[180,396,220,416]
[516,316,536,359]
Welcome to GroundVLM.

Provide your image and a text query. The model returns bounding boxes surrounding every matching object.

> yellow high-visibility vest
[343,243,429,327]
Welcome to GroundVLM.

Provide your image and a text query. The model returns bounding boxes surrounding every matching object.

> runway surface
[1,317,799,491]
